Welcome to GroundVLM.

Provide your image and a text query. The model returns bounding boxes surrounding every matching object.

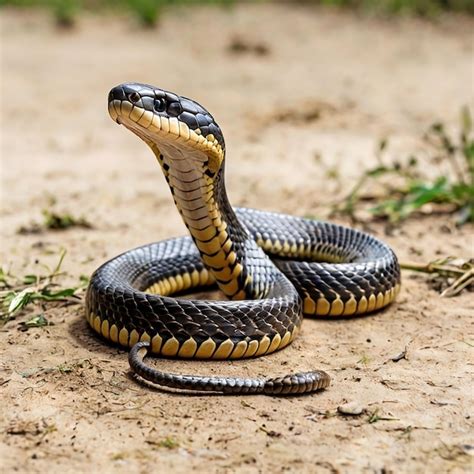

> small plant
[17,209,92,234]
[127,0,165,28]
[19,313,50,331]
[316,0,474,16]
[334,107,474,225]
[51,0,79,28]
[0,249,86,325]
[157,436,179,449]
[367,408,398,424]
[42,209,93,230]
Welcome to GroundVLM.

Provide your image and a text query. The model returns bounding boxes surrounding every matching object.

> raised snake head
[108,83,225,174]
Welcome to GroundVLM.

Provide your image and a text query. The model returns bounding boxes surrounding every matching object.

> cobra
[85,83,401,395]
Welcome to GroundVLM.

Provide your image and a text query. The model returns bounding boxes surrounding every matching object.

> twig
[400,261,467,277]
[401,258,473,297]
[441,268,474,297]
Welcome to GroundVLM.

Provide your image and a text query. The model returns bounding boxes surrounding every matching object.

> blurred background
[1,0,472,230]
[1,0,474,27]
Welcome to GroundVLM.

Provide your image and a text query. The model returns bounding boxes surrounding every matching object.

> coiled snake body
[85,83,401,395]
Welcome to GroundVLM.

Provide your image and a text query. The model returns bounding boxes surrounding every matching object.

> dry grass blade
[441,268,474,297]
[401,257,474,297]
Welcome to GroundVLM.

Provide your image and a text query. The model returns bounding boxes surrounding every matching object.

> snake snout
[108,83,142,103]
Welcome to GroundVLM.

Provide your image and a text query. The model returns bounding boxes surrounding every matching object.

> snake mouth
[108,83,225,160]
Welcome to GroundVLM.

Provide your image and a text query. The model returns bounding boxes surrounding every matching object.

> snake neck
[151,142,276,300]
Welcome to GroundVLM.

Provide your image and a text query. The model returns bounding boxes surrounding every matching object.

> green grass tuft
[1,0,472,25]
[316,0,474,16]
[0,249,87,325]
[127,0,163,27]
[157,436,180,449]
[51,0,78,27]
[334,106,474,226]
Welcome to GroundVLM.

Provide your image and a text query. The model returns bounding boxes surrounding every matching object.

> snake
[85,82,401,395]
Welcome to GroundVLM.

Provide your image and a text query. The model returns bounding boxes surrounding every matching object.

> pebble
[337,401,365,416]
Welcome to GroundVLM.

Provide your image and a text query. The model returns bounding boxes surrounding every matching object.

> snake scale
[85,83,401,395]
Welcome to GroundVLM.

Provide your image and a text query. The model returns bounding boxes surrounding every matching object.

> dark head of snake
[108,82,280,301]
[108,82,225,169]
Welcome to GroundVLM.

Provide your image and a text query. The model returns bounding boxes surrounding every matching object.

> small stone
[337,401,365,416]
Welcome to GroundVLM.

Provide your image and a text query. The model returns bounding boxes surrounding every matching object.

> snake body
[85,83,401,395]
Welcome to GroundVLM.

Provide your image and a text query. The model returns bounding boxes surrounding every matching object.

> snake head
[108,83,225,172]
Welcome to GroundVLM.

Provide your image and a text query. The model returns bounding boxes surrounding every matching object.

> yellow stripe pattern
[86,309,296,360]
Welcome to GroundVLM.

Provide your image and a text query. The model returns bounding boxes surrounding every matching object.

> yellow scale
[87,310,296,360]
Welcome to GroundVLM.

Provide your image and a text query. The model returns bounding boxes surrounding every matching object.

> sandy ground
[1,4,473,473]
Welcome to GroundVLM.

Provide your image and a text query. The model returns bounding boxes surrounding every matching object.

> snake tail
[129,342,331,395]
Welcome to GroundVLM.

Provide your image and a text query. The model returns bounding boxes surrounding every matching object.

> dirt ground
[1,4,473,473]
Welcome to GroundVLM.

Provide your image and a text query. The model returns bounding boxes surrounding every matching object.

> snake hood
[108,83,225,175]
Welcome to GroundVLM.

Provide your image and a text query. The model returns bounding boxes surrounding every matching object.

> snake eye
[154,98,166,112]
[128,92,141,103]
[167,101,183,117]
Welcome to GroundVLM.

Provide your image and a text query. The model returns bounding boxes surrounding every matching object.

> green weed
[157,436,179,449]
[334,107,474,226]
[42,209,93,230]
[17,209,92,234]
[0,0,239,28]
[316,0,474,16]
[51,0,78,27]
[19,313,51,330]
[367,408,399,424]
[127,0,163,27]
[1,0,472,27]
[0,249,86,325]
